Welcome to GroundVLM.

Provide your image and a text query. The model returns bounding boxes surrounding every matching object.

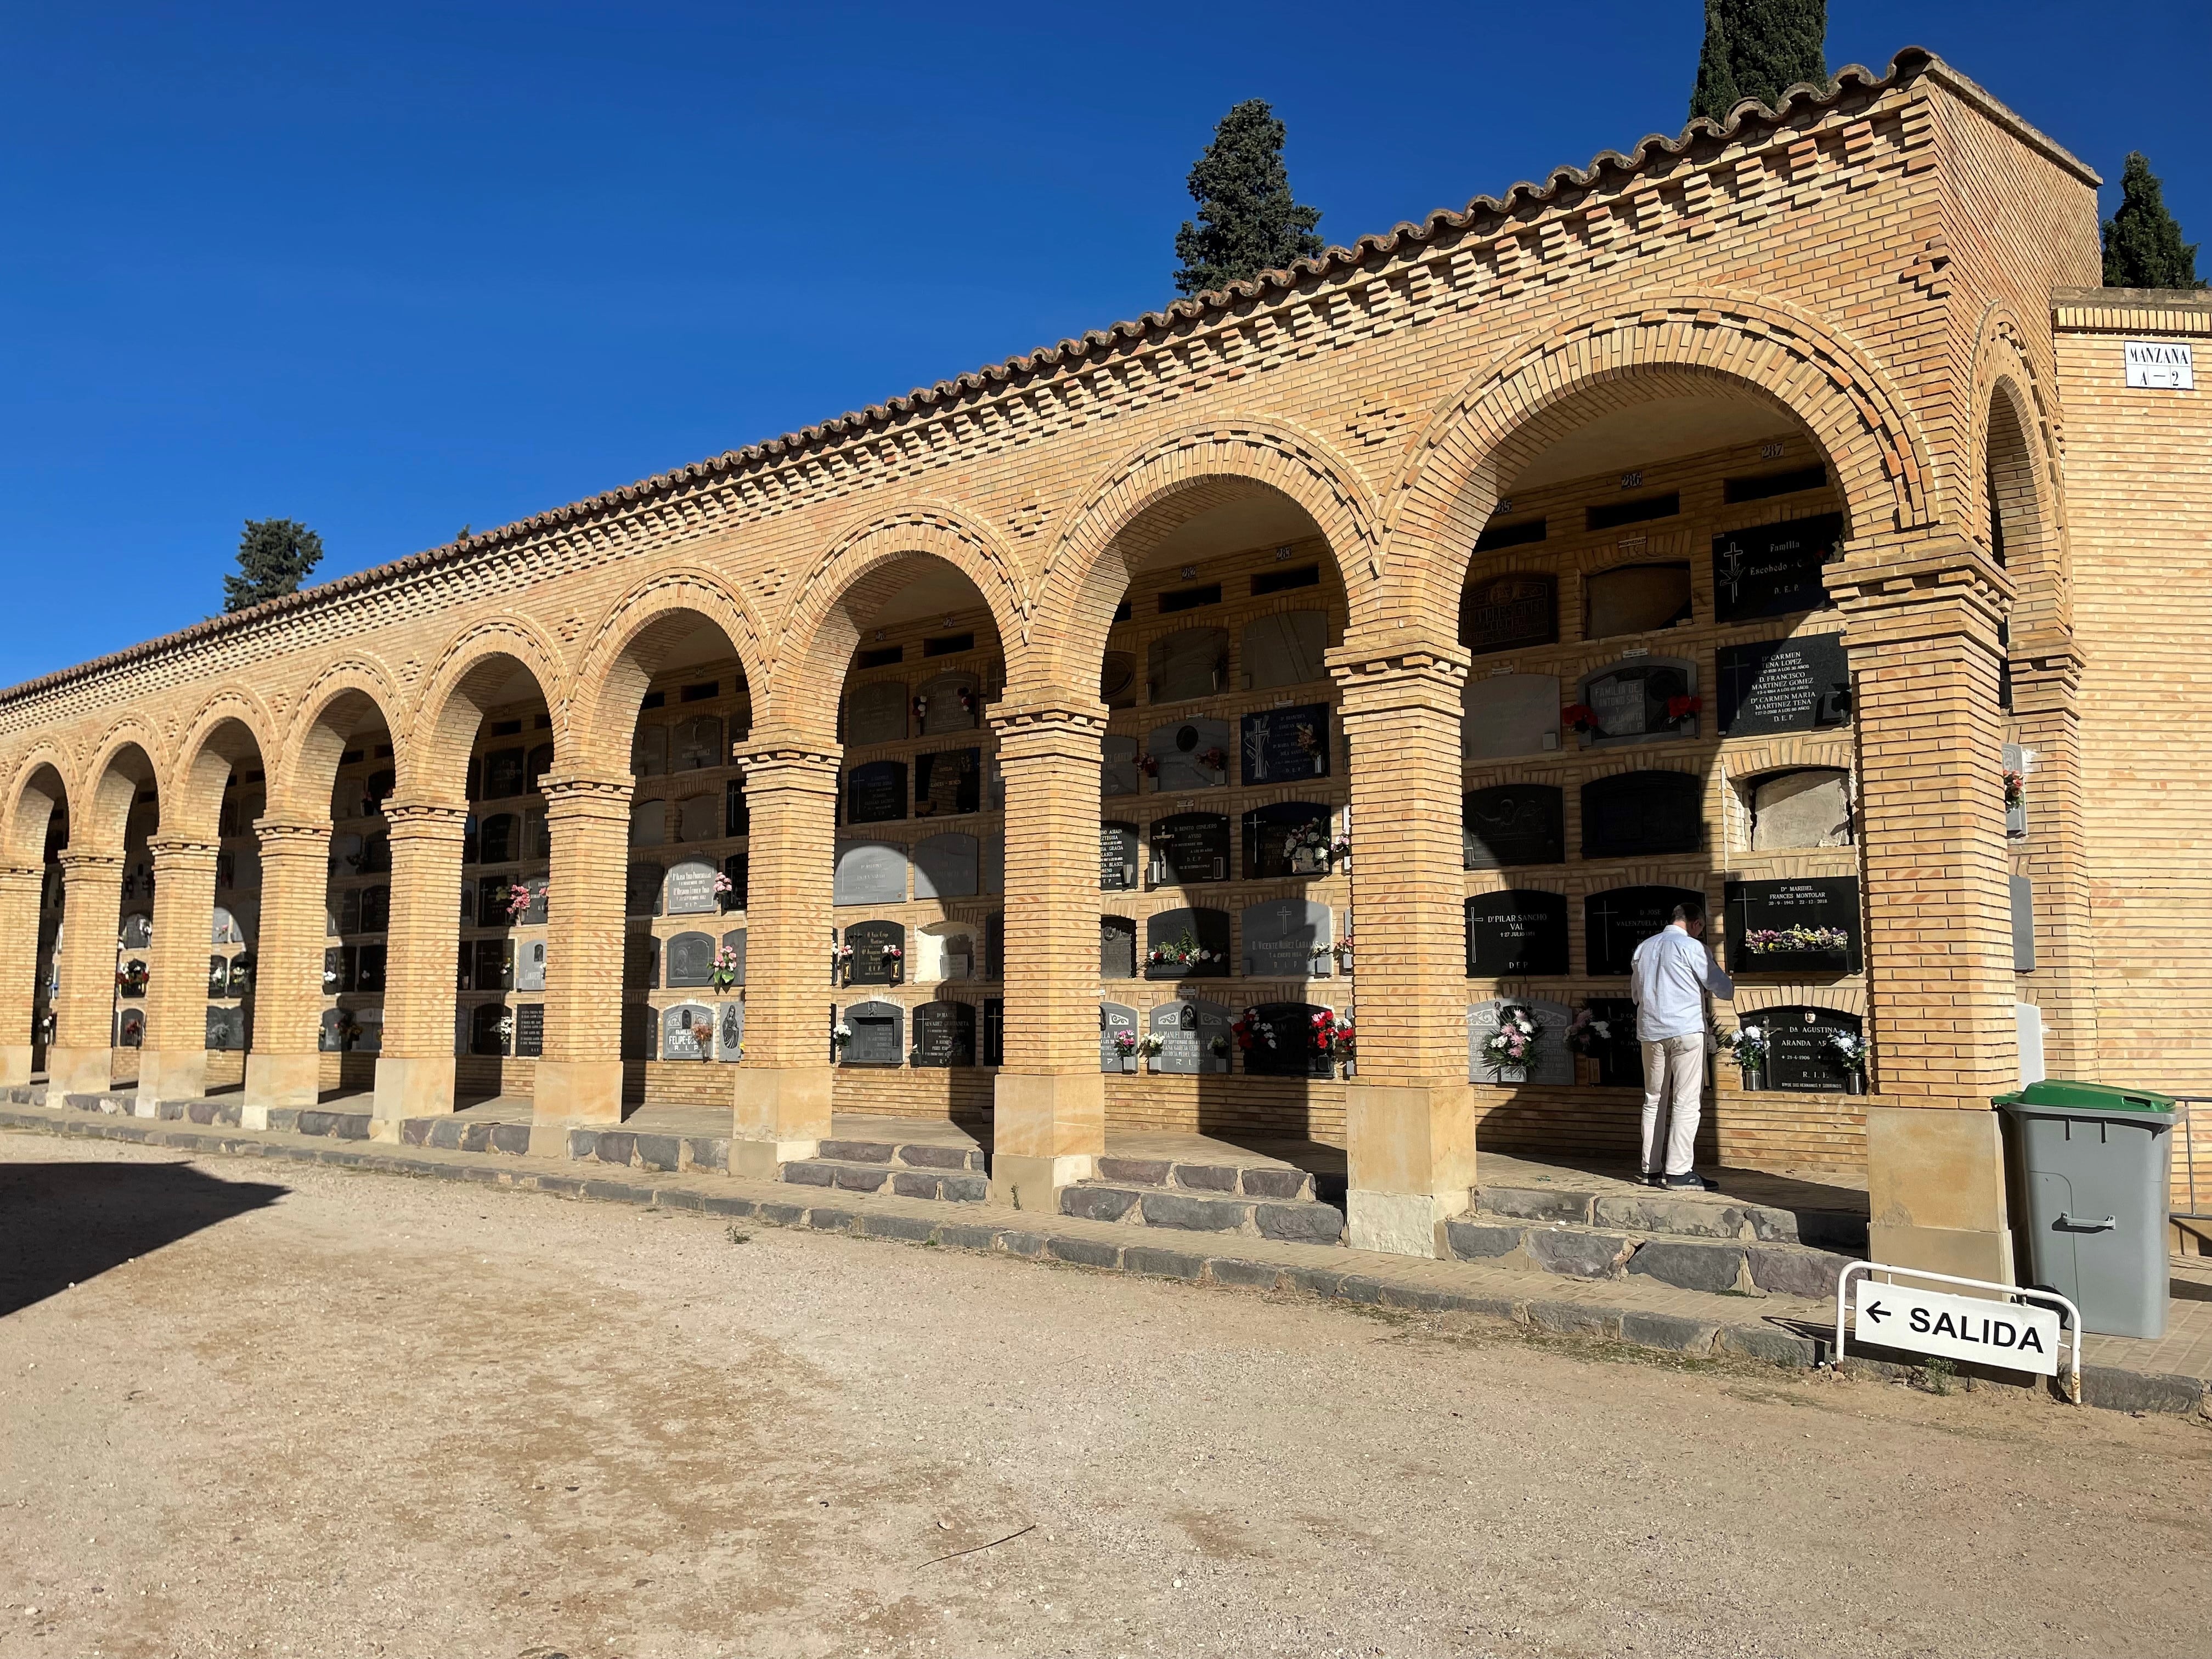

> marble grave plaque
[1148,996,1233,1074]
[673,715,722,772]
[719,929,746,985]
[1240,703,1330,784]
[1716,635,1849,737]
[912,1001,976,1067]
[1466,996,1573,1085]
[917,673,979,736]
[630,724,668,777]
[842,1000,904,1066]
[663,1002,716,1060]
[621,1003,657,1060]
[514,1002,545,1058]
[1750,769,1852,850]
[629,799,667,847]
[833,840,907,907]
[1462,785,1566,870]
[912,832,979,899]
[846,679,910,746]
[1459,573,1557,656]
[1099,916,1137,979]
[515,936,548,992]
[1584,887,1705,976]
[1577,658,1696,746]
[664,858,720,916]
[1580,771,1703,860]
[845,760,908,825]
[1099,821,1139,891]
[916,748,981,817]
[725,779,749,837]
[1724,876,1861,974]
[1099,1001,1139,1071]
[676,794,719,843]
[1242,899,1331,978]
[844,920,906,986]
[1148,718,1232,793]
[1102,735,1141,798]
[1099,652,1138,709]
[484,748,527,799]
[1149,812,1230,885]
[665,930,717,988]
[1244,801,1332,879]
[1712,513,1843,622]
[479,813,518,864]
[1758,1005,1861,1093]
[1148,628,1227,703]
[1242,611,1328,691]
[1240,1001,1334,1080]
[718,1000,744,1063]
[625,935,660,990]
[1461,673,1560,762]
[206,1004,246,1051]
[1585,563,1692,639]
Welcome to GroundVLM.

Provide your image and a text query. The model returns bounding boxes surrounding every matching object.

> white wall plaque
[2124,340,2194,390]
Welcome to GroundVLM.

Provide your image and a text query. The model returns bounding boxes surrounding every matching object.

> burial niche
[1099,916,1137,980]
[1579,771,1703,860]
[1148,997,1233,1074]
[1745,769,1853,850]
[1243,802,1333,879]
[912,1001,977,1068]
[1099,1001,1139,1071]
[1573,657,1697,747]
[1242,899,1331,978]
[1712,513,1843,622]
[1466,997,1575,1086]
[1238,1002,1335,1080]
[1753,1005,1863,1093]
[845,760,908,825]
[833,840,907,906]
[1585,563,1692,639]
[1724,877,1861,974]
[1099,822,1139,891]
[843,920,906,987]
[1464,890,1570,978]
[1716,635,1849,737]
[913,832,979,899]
[1463,785,1565,870]
[1145,907,1231,979]
[916,748,981,817]
[1459,572,1558,656]
[663,858,719,917]
[1242,612,1328,690]
[845,680,909,746]
[1461,674,1560,762]
[1148,628,1228,703]
[840,1000,905,1067]
[916,673,980,736]
[1584,886,1706,977]
[1149,812,1229,885]
[1240,704,1330,784]
[1146,718,1232,793]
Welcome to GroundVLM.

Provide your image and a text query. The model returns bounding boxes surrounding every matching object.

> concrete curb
[5,1106,2205,1419]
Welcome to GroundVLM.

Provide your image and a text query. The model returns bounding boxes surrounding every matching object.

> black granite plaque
[478,876,513,928]
[1239,1002,1333,1080]
[1145,907,1231,979]
[1580,771,1704,860]
[1239,703,1330,785]
[626,861,663,917]
[227,955,252,997]
[1585,886,1706,976]
[1585,997,1643,1087]
[1465,890,1570,977]
[483,748,527,800]
[721,855,748,911]
[206,1004,246,1050]
[354,944,386,993]
[916,748,981,818]
[469,1003,509,1056]
[473,937,512,991]
[842,1000,904,1066]
[1463,785,1566,870]
[844,920,906,986]
[985,913,1005,982]
[625,934,660,990]
[324,946,348,995]
[1100,916,1137,980]
[359,884,390,932]
[726,778,750,837]
[479,813,517,864]
[1712,512,1843,622]
[665,930,716,988]
[1758,1005,1861,1093]
[1460,572,1558,655]
[621,1002,657,1060]
[1724,876,1861,974]
[845,760,909,825]
[912,1001,976,1068]
[1099,822,1139,891]
[1243,802,1333,879]
[1716,635,1850,736]
[1150,812,1230,885]
[514,1002,545,1058]
[983,996,1005,1065]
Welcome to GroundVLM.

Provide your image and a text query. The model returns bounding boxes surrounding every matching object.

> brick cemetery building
[5,48,2208,1284]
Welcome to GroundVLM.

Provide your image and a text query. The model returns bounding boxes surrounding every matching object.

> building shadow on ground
[0,1160,288,1319]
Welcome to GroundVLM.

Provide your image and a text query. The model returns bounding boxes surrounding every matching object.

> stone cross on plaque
[1464,890,1571,978]
[1242,899,1331,978]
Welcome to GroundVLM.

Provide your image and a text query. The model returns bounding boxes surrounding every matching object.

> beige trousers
[1639,1034,1705,1176]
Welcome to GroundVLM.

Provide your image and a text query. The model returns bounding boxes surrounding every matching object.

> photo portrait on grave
[1628,895,1734,1190]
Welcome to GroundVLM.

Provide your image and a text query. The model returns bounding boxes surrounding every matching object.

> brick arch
[270,657,409,822]
[1969,305,2071,643]
[1031,418,1382,684]
[569,566,769,774]
[2,744,78,864]
[77,719,166,854]
[1381,291,1939,631]
[406,619,568,803]
[768,504,1032,742]
[170,687,280,841]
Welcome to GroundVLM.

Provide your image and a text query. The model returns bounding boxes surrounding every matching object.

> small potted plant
[1719,1023,1769,1090]
[1480,1003,1543,1083]
[1826,1030,1870,1095]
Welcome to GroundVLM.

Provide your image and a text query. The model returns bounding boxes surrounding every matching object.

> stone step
[397,1115,537,1155]
[1474,1182,1867,1253]
[1092,1154,1327,1204]
[816,1135,988,1174]
[265,1107,373,1141]
[782,1157,989,1203]
[1447,1214,1857,1299]
[1059,1181,1346,1246]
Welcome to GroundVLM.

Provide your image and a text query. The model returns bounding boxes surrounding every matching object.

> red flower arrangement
[1200,746,1228,772]
[1666,694,1702,722]
[1561,703,1599,735]
[1136,752,1160,777]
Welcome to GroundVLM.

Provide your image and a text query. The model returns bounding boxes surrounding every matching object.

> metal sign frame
[1834,1260,2083,1404]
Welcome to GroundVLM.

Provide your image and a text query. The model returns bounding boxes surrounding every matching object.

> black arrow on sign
[1863,1301,1891,1325]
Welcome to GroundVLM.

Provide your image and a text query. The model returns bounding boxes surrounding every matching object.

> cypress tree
[1172,99,1324,296]
[223,518,325,613]
[1689,0,1827,125]
[2102,153,2206,289]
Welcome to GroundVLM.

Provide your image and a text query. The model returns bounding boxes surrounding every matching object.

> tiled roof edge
[3,44,2021,711]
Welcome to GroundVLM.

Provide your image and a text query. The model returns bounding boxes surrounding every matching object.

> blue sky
[2,1,2204,686]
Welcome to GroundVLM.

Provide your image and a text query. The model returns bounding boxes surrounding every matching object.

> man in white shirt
[1628,897,1735,1189]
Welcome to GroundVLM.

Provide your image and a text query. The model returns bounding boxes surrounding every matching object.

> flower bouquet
[1480,1003,1543,1081]
[1718,1023,1768,1088]
[713,871,736,911]
[1110,1028,1138,1071]
[116,959,149,997]
[1312,1007,1354,1076]
[1564,1007,1613,1058]
[1826,1029,1870,1094]
[506,882,535,922]
[709,944,742,992]
[1739,924,1850,970]
[1146,929,1216,977]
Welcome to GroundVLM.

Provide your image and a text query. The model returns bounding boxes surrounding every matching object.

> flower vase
[1492,1064,1528,1086]
[1843,1071,1867,1096]
[1574,1056,1601,1086]
[1739,1066,1766,1092]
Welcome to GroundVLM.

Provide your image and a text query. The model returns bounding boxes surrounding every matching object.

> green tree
[1172,99,1324,296]
[2103,153,2205,289]
[223,518,325,613]
[1689,0,1827,125]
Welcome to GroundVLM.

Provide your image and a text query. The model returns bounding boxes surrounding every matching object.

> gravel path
[2,1133,2207,1659]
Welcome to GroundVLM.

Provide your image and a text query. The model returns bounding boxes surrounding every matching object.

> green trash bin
[1995,1081,2176,1340]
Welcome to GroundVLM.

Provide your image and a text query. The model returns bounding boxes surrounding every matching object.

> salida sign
[1853,1279,2062,1376]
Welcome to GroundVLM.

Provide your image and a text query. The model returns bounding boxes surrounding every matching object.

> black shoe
[1641,1172,1667,1188]
[1662,1172,1717,1191]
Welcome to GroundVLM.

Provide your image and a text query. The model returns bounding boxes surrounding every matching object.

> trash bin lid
[1992,1079,2176,1114]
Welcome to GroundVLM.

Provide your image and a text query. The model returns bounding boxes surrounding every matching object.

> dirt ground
[1,1133,2208,1659]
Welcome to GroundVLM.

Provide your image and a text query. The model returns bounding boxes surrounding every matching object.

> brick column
[0,862,41,1087]
[988,687,1110,1209]
[728,731,840,1176]
[47,849,125,1098]
[1328,634,1477,1257]
[244,819,333,1123]
[535,771,633,1125]
[136,835,221,1108]
[370,800,467,1125]
[2007,638,2098,1080]
[1833,531,2020,1283]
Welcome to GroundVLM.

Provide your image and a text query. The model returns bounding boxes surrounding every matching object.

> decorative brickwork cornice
[539,771,636,825]
[991,687,1109,765]
[732,731,841,787]
[57,850,125,875]
[381,800,471,839]
[252,817,334,848]
[1327,634,1471,721]
[145,836,222,864]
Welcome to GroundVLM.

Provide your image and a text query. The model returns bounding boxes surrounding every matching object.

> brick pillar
[988,688,1109,1209]
[244,819,333,1122]
[136,835,221,1108]
[535,771,633,1125]
[0,863,41,1087]
[1833,531,2019,1283]
[2007,639,2098,1080]
[370,800,467,1125]
[728,731,839,1175]
[47,849,124,1098]
[1328,634,1477,1257]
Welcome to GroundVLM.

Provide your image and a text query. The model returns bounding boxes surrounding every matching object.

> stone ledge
[3,1104,2201,1418]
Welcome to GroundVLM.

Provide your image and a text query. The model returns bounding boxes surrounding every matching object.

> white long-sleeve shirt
[1629,925,1735,1041]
